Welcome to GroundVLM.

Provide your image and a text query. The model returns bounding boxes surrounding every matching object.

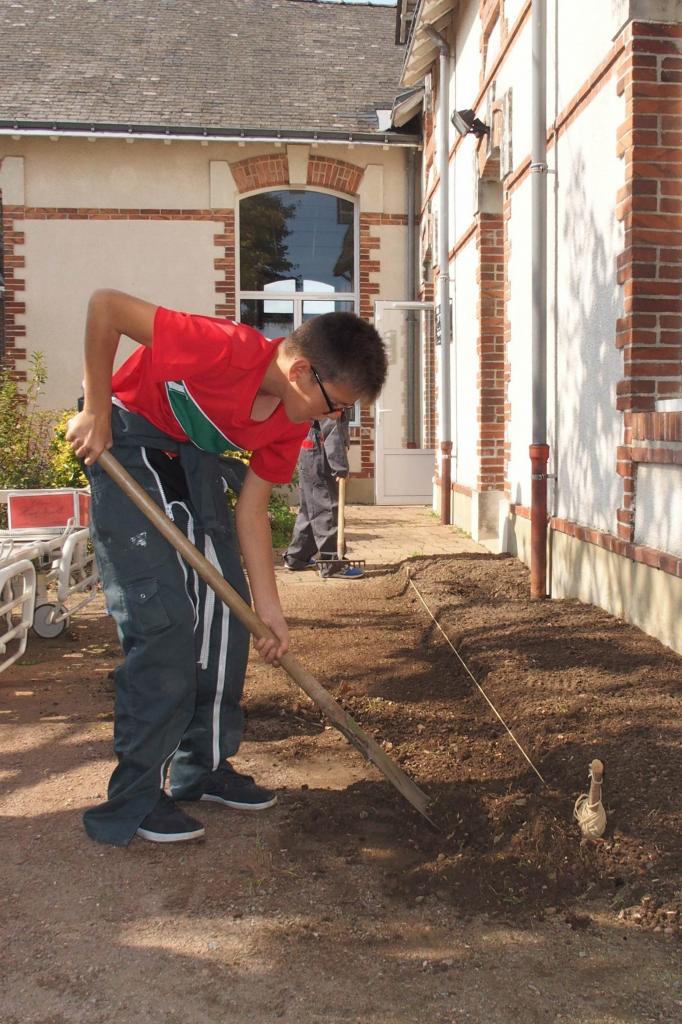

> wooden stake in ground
[97,450,434,827]
[574,758,606,839]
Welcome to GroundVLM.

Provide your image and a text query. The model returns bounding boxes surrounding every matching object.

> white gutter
[529,0,550,598]
[0,127,421,149]
[424,24,453,525]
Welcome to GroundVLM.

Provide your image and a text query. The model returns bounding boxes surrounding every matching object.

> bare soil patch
[1,547,680,1023]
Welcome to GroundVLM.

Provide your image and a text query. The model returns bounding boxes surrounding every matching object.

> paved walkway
[278,504,484,583]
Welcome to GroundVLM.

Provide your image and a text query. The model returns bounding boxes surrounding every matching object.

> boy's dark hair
[285,312,387,401]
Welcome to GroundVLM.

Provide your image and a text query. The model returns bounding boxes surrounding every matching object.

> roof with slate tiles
[0,0,414,142]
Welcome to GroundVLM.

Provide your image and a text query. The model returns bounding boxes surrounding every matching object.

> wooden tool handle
[337,476,346,559]
[588,758,604,805]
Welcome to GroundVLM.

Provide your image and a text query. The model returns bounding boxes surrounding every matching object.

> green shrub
[0,354,58,526]
[268,489,296,549]
[220,451,296,548]
[50,410,88,488]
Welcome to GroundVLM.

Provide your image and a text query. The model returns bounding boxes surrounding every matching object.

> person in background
[283,410,363,579]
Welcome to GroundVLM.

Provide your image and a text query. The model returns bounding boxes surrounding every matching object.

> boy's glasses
[310,365,343,414]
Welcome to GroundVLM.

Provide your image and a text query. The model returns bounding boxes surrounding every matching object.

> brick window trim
[230,153,365,197]
[507,505,682,579]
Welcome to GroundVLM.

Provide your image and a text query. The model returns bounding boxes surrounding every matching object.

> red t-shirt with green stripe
[111,307,307,484]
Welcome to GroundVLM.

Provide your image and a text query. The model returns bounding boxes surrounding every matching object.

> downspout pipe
[425,25,453,525]
[406,147,418,446]
[530,0,550,598]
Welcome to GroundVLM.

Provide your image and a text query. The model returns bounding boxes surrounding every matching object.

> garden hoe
[97,450,434,827]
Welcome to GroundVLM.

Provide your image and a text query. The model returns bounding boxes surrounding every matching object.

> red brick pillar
[476,211,506,491]
[615,21,682,541]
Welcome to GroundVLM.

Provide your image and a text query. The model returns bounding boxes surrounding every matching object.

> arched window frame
[236,186,360,331]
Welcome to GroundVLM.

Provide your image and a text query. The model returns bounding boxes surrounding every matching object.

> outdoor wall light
[451,108,490,138]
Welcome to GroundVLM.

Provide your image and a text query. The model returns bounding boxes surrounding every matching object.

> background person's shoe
[181,763,277,811]
[136,793,205,843]
[283,557,316,571]
[330,565,365,579]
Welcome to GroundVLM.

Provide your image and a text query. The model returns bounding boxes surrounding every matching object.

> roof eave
[401,0,458,87]
[0,120,422,148]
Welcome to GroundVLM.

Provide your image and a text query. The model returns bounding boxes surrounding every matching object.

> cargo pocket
[125,579,171,636]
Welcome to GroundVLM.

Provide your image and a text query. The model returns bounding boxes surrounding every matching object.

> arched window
[238,189,357,339]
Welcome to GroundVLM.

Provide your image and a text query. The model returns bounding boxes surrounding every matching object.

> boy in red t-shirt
[67,289,386,847]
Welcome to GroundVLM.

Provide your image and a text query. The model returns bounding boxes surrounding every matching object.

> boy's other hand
[65,410,113,466]
[253,605,289,666]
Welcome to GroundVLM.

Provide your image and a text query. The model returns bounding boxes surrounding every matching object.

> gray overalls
[84,406,250,845]
[284,414,349,576]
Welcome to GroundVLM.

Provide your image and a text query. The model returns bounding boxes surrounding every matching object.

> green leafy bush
[0,353,55,494]
[220,451,296,548]
[268,489,296,549]
[50,410,88,488]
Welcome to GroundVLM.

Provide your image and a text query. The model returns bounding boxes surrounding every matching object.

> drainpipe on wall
[406,147,419,446]
[530,0,550,598]
[425,26,453,525]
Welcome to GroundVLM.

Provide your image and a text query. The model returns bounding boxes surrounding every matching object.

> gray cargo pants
[83,407,250,846]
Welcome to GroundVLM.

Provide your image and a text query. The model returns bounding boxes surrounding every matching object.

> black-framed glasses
[310,364,342,414]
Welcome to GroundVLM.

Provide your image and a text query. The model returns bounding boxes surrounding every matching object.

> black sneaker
[190,763,277,811]
[136,792,205,843]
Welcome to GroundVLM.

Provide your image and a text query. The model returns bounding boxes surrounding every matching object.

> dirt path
[1,507,680,1024]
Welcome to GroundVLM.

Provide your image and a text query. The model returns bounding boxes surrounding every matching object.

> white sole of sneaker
[199,794,278,811]
[136,825,205,843]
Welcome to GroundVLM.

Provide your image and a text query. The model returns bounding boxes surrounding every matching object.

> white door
[374,301,436,505]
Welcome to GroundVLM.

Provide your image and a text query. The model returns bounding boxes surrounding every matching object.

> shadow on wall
[551,145,624,594]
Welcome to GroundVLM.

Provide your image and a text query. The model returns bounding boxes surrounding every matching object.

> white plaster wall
[452,147,477,246]
[451,4,482,245]
[15,138,217,208]
[376,225,408,301]
[549,0,625,117]
[454,0,482,111]
[452,238,479,484]
[493,17,533,166]
[635,465,682,556]
[552,81,625,532]
[23,220,220,409]
[485,16,503,77]
[505,179,533,506]
[504,0,528,30]
[377,149,413,216]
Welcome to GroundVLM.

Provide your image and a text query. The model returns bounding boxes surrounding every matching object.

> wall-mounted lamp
[451,108,490,138]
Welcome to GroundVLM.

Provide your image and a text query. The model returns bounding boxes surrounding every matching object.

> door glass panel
[302,299,354,319]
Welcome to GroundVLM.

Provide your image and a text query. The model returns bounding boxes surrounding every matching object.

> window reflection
[240,299,294,340]
[240,191,355,293]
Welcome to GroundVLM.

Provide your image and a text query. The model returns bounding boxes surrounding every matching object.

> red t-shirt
[111,307,307,483]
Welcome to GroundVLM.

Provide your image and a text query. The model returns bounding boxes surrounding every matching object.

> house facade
[399,0,682,652]
[1,0,681,653]
[0,0,422,503]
